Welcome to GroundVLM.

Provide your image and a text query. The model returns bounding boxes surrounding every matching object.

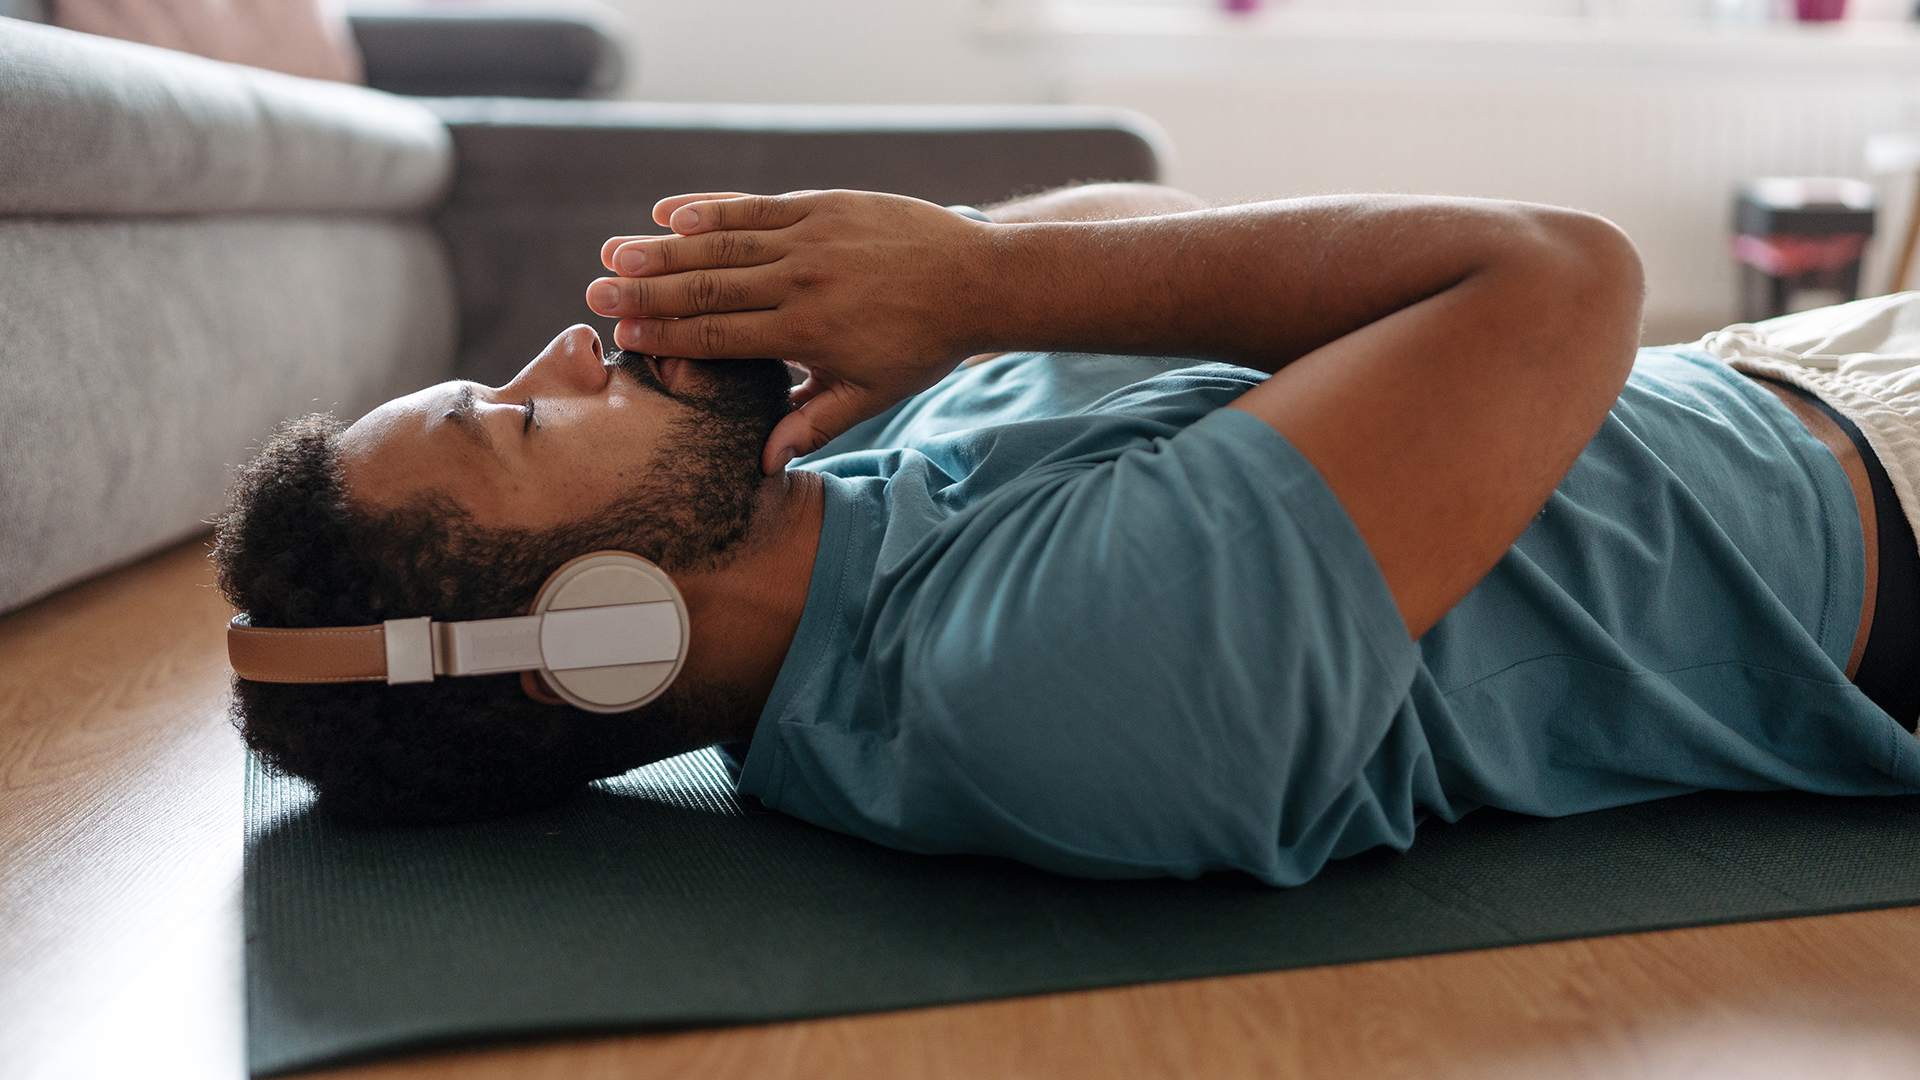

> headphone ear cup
[520,669,566,705]
[527,550,690,714]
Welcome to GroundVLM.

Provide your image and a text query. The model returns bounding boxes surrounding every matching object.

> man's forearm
[957,184,1210,366]
[982,183,1209,225]
[960,195,1607,372]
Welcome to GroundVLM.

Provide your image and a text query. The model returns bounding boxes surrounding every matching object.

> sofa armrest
[429,99,1171,384]
[348,4,624,99]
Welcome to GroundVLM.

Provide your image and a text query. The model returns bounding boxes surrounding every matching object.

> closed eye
[521,399,537,433]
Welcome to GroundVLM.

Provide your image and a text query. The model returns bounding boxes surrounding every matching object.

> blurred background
[28,0,1920,341]
[479,0,1920,343]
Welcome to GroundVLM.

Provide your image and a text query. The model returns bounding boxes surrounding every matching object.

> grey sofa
[0,16,1166,613]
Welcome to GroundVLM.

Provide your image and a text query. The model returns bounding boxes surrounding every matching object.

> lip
[648,356,684,393]
[601,351,683,398]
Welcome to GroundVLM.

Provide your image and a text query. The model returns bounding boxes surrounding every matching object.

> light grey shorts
[1695,292,1920,545]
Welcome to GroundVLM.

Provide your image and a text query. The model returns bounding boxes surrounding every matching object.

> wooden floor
[6,539,1920,1080]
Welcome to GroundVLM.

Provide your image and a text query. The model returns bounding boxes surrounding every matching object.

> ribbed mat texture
[245,749,1920,1075]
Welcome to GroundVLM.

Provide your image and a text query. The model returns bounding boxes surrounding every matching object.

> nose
[498,325,607,396]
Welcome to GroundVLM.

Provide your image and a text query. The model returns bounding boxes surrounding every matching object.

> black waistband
[1768,381,1920,732]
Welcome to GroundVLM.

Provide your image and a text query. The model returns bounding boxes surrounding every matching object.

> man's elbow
[1516,205,1647,376]
[1534,207,1644,318]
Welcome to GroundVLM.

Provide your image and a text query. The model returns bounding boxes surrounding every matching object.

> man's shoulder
[805,354,1263,467]
[1074,359,1266,421]
[960,353,1263,419]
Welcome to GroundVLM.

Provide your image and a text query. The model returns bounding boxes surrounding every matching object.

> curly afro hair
[214,414,730,825]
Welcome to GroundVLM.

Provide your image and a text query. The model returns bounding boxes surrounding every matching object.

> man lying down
[216,182,1920,886]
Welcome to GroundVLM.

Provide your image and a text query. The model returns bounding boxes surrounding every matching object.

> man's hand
[586,190,996,472]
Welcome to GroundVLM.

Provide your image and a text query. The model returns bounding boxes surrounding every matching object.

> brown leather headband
[228,618,388,684]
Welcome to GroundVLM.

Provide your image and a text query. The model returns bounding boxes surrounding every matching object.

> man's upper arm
[1226,207,1643,636]
[826,405,1424,883]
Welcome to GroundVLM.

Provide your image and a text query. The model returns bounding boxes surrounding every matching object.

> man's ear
[520,670,567,706]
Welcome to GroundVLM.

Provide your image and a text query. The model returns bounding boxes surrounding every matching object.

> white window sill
[980,4,1920,71]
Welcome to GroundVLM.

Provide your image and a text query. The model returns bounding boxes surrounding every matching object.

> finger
[608,225,781,278]
[652,191,757,229]
[613,310,787,359]
[653,189,826,231]
[601,232,664,272]
[762,383,879,474]
[605,189,792,269]
[785,370,826,407]
[587,266,780,320]
[667,192,819,236]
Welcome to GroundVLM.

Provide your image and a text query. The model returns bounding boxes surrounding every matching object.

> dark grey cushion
[349,5,624,99]
[425,100,1170,384]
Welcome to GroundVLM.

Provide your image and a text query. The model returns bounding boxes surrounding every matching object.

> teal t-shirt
[737,349,1920,885]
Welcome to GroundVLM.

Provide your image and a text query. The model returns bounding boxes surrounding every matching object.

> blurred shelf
[982,3,1920,74]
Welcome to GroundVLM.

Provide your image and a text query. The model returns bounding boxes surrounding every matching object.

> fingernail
[615,321,639,349]
[617,247,645,275]
[676,208,700,231]
[777,448,796,470]
[588,280,619,311]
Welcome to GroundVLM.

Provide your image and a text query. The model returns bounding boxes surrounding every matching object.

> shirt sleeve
[749,406,1427,884]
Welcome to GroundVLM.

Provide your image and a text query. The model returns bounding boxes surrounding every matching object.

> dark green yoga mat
[245,748,1920,1076]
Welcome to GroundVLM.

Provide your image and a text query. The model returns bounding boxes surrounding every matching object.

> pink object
[1731,233,1868,276]
[1794,0,1846,21]
[51,0,364,82]
[1222,0,1261,12]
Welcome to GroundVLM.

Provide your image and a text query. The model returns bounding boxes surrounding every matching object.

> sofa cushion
[350,4,625,99]
[50,0,364,83]
[0,18,448,215]
[0,216,455,612]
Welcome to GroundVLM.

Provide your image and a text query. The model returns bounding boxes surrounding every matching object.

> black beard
[607,348,672,396]
[588,350,796,572]
[606,349,791,414]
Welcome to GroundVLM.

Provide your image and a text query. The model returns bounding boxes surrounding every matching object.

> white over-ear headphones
[226,551,689,714]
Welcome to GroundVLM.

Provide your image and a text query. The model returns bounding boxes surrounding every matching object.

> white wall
[1058,31,1920,338]
[587,0,1920,336]
[594,0,1053,103]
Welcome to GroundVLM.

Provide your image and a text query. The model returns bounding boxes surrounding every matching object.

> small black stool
[1733,178,1877,323]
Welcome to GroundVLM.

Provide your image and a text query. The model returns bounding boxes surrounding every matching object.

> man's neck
[666,469,826,741]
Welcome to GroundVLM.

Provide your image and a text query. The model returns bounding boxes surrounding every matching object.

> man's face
[340,325,793,565]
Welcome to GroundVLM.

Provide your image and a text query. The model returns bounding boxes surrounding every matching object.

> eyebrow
[441,385,500,460]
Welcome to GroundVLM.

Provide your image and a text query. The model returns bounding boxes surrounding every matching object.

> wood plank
[0,539,244,1080]
[315,908,1920,1080]
[6,537,1919,1080]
